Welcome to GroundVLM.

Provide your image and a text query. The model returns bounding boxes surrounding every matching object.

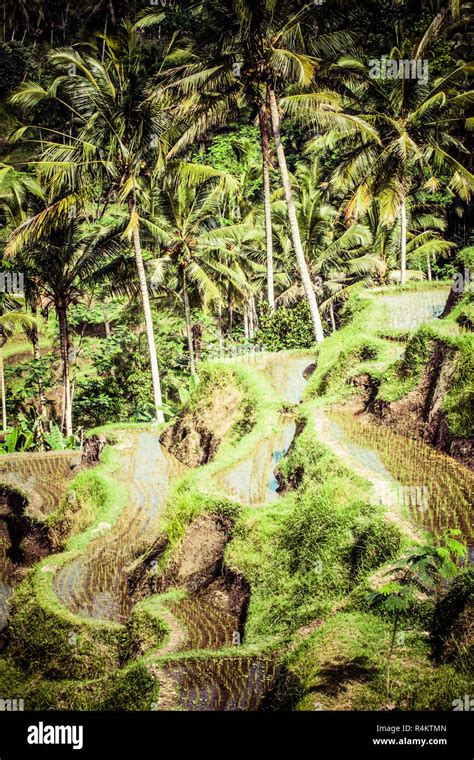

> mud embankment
[356,340,473,469]
[160,379,247,467]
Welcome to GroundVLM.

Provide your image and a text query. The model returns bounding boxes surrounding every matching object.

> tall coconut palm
[271,160,374,320]
[361,193,456,284]
[143,175,261,374]
[314,39,474,285]
[7,207,131,436]
[164,0,357,341]
[9,15,168,422]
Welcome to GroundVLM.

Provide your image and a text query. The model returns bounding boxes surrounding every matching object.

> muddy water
[54,432,184,622]
[0,521,13,631]
[219,419,296,504]
[0,583,12,631]
[327,410,473,554]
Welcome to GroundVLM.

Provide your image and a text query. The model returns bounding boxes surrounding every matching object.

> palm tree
[271,160,374,323]
[361,194,456,284]
[7,207,130,436]
[144,174,260,374]
[0,294,37,431]
[317,37,473,285]
[9,15,168,422]
[164,0,356,341]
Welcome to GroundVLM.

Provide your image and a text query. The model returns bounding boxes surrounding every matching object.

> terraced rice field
[169,597,240,650]
[218,354,312,505]
[0,451,80,517]
[157,656,280,711]
[377,287,450,331]
[48,428,282,710]
[49,359,314,709]
[0,451,79,630]
[260,353,313,404]
[53,432,184,622]
[327,410,473,553]
[219,418,296,504]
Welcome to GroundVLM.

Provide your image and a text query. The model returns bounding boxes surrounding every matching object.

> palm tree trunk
[0,334,6,430]
[57,306,73,438]
[227,289,233,337]
[101,6,108,61]
[268,87,324,343]
[128,194,164,423]
[427,255,432,282]
[244,304,249,339]
[329,301,337,333]
[182,269,197,376]
[400,199,407,286]
[31,322,47,442]
[217,303,224,349]
[250,295,257,332]
[248,299,254,339]
[259,100,275,310]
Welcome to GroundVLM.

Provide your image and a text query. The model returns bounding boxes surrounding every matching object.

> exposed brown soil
[160,383,244,467]
[80,434,108,468]
[155,514,248,619]
[362,340,473,469]
[129,511,250,635]
[0,487,52,582]
[162,513,231,592]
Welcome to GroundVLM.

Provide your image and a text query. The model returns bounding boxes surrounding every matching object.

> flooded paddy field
[327,409,473,553]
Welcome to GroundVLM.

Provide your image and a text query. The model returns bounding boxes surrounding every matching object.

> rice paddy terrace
[0,450,80,518]
[53,433,184,621]
[2,283,472,710]
[317,409,473,553]
[44,353,310,710]
[376,286,450,331]
[0,451,80,630]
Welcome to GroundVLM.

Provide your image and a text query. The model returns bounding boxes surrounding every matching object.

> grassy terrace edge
[1,360,287,684]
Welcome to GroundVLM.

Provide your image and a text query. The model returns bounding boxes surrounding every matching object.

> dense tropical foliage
[0,0,472,441]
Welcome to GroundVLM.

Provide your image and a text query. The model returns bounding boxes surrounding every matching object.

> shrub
[254,301,316,351]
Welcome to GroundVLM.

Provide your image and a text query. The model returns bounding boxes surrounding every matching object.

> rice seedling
[53,432,185,622]
[378,288,450,332]
[328,410,473,553]
[0,451,79,517]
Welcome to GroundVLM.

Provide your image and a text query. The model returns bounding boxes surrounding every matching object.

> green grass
[224,402,404,646]
[2,312,470,710]
[277,610,472,711]
[304,284,473,438]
